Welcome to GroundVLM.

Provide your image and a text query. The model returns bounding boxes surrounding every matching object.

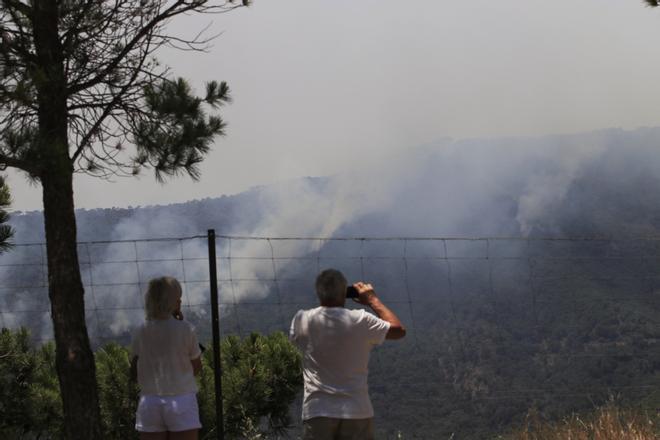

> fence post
[207,229,224,439]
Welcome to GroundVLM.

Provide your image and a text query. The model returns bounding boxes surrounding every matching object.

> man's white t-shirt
[289,306,391,420]
[131,317,202,396]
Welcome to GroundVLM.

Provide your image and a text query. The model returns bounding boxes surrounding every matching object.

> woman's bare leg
[140,432,169,440]
[169,429,198,440]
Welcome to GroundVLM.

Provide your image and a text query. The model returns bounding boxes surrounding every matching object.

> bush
[27,341,64,438]
[198,332,303,439]
[0,329,62,439]
[0,327,36,438]
[96,342,140,439]
[0,328,302,439]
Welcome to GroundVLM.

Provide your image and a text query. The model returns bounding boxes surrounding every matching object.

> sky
[8,0,660,211]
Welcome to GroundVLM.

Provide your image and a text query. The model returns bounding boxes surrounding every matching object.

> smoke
[6,126,660,341]
[231,130,606,239]
[146,128,656,306]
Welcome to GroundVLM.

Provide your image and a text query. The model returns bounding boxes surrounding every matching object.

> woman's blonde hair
[144,276,182,320]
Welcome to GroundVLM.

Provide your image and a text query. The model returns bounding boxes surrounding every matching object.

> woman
[130,276,203,440]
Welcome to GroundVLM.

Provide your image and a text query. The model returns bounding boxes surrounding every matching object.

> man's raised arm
[355,282,407,340]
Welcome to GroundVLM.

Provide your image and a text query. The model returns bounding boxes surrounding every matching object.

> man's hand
[353,282,377,306]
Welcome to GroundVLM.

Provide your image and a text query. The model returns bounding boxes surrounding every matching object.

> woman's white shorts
[135,392,202,433]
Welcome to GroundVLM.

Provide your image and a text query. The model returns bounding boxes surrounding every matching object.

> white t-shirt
[131,317,202,396]
[289,306,390,420]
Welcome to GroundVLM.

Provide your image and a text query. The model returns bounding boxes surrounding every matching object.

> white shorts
[135,392,202,433]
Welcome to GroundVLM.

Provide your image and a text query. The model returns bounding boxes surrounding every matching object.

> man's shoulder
[290,307,321,343]
[344,307,367,319]
[294,306,322,317]
[348,308,389,329]
[291,307,367,323]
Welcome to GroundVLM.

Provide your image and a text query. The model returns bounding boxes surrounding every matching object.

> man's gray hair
[315,269,347,303]
[144,276,182,320]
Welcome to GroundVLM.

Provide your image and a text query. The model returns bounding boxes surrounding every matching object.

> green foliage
[0,175,13,252]
[134,77,231,182]
[0,1,248,182]
[0,329,61,439]
[27,342,64,439]
[96,343,140,440]
[0,327,34,438]
[198,332,303,439]
[0,328,302,439]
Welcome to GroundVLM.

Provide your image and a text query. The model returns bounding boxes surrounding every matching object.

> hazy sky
[9,0,660,211]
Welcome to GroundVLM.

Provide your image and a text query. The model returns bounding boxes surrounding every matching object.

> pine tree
[198,332,303,438]
[0,175,13,251]
[0,1,248,437]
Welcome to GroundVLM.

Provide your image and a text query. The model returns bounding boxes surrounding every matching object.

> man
[289,269,406,440]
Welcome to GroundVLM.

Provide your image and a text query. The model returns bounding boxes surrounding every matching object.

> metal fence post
[207,229,224,439]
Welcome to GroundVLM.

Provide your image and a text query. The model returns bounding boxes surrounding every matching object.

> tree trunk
[42,171,103,440]
[32,1,103,438]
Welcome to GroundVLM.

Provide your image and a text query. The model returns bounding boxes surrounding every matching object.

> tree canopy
[0,0,247,182]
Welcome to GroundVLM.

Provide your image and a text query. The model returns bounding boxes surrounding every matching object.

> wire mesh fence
[0,234,658,437]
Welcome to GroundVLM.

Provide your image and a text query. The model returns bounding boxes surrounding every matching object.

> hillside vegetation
[503,404,658,440]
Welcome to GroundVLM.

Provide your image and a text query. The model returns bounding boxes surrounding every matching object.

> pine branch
[71,27,154,163]
[67,1,237,95]
[1,0,31,18]
[0,151,33,173]
[0,175,15,252]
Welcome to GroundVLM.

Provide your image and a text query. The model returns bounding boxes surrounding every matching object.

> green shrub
[27,341,64,438]
[96,342,140,440]
[0,328,302,439]
[0,327,36,438]
[199,332,303,439]
[0,329,62,439]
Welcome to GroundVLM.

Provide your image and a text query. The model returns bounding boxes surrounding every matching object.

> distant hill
[9,176,332,243]
[10,126,660,244]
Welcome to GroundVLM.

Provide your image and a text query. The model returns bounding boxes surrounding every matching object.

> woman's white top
[131,317,202,396]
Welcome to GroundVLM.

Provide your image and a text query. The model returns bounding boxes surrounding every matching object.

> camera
[346,285,359,298]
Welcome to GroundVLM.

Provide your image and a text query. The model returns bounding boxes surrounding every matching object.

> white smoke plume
[6,126,660,340]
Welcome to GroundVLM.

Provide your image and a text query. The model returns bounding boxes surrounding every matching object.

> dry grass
[506,404,659,440]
